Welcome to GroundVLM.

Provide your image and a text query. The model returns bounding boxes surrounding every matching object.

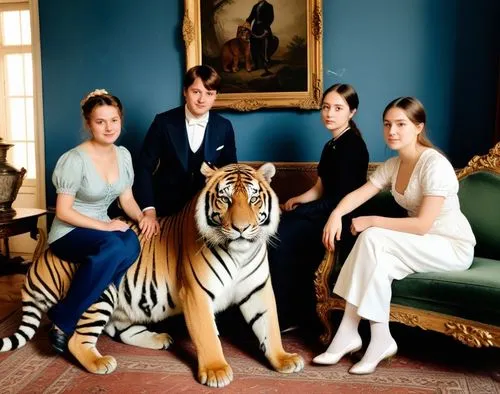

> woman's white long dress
[333,149,476,323]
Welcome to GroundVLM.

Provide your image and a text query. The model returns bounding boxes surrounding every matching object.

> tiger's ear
[257,162,276,183]
[201,162,217,179]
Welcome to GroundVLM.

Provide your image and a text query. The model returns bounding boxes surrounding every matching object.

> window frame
[0,0,45,208]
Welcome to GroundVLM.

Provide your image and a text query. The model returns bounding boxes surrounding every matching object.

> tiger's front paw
[91,355,118,375]
[198,362,233,388]
[272,352,304,374]
[68,335,117,375]
[154,332,173,350]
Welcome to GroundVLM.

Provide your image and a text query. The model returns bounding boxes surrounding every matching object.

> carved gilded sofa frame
[314,142,500,349]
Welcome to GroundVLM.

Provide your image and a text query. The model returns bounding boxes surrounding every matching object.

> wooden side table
[0,208,47,275]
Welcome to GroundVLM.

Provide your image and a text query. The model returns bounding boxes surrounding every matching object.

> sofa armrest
[314,250,337,343]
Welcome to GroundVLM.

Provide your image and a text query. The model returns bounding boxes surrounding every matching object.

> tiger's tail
[0,248,75,352]
[0,297,44,351]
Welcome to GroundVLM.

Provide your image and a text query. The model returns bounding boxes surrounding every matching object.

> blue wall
[39,0,499,206]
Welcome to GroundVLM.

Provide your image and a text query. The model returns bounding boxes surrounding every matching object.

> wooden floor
[0,273,23,321]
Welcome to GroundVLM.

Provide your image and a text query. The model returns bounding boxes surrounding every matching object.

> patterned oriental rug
[0,309,498,394]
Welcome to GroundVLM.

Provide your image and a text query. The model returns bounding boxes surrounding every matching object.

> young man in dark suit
[134,65,237,237]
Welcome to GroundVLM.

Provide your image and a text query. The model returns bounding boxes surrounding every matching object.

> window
[0,0,44,258]
[0,2,36,180]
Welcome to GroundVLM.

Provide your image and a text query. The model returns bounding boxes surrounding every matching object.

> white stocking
[361,321,396,363]
[325,302,361,354]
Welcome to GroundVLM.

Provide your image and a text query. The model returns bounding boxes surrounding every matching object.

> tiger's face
[196,163,279,253]
[237,25,251,43]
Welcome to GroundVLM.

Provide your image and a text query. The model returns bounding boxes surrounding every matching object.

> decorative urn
[0,138,26,217]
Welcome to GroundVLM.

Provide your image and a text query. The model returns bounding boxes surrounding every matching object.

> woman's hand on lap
[106,219,130,232]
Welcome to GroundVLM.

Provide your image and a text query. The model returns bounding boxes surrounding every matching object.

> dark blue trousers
[47,228,140,335]
[268,199,356,330]
[269,204,326,330]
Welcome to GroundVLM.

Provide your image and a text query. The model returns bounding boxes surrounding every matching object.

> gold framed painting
[183,0,323,111]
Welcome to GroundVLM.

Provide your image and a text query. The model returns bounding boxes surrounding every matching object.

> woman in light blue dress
[47,89,158,372]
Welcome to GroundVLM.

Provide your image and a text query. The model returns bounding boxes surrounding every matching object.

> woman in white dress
[313,97,475,374]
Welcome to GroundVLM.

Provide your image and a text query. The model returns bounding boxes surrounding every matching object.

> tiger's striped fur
[0,163,304,388]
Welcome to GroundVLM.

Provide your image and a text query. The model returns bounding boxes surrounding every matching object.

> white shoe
[348,341,398,375]
[312,337,362,365]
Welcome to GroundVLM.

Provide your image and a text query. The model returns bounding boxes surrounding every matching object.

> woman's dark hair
[81,90,123,124]
[183,65,221,92]
[383,97,433,148]
[322,83,360,135]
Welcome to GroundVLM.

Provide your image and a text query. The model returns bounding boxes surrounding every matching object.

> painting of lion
[221,25,252,73]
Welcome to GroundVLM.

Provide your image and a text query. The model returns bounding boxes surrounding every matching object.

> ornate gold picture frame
[183,0,323,111]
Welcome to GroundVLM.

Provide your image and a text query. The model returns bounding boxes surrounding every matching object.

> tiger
[221,25,252,73]
[0,162,304,388]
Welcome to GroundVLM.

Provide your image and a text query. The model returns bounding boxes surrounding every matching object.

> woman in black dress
[268,84,369,332]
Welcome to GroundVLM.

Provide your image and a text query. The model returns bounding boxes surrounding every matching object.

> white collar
[185,105,209,127]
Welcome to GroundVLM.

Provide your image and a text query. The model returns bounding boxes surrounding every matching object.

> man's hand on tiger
[139,210,160,239]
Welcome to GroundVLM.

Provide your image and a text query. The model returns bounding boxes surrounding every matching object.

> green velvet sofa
[314,142,500,349]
